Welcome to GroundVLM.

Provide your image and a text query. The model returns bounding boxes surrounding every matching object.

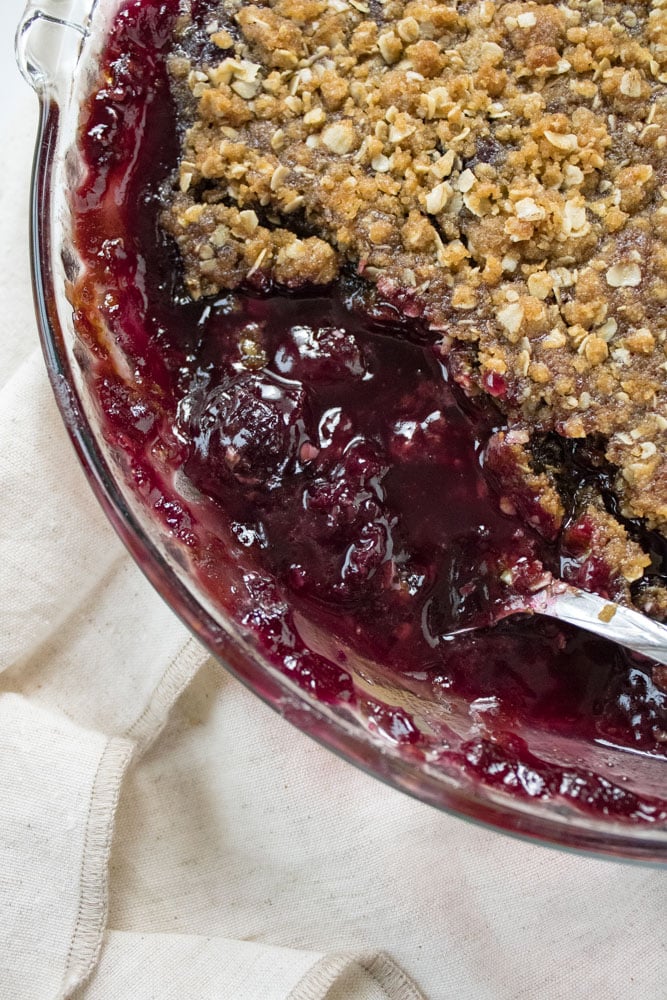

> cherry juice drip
[70,0,667,821]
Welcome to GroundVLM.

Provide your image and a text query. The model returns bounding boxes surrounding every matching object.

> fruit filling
[68,0,667,820]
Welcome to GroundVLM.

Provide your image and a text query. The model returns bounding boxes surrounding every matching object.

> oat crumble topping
[162,0,667,596]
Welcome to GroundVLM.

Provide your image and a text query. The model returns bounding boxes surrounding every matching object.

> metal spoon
[526,584,667,665]
[446,580,667,665]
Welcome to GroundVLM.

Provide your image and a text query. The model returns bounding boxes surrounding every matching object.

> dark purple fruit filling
[68,0,667,822]
[182,290,544,627]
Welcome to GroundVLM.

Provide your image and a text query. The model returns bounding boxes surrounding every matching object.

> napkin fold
[0,694,133,998]
[75,936,421,1000]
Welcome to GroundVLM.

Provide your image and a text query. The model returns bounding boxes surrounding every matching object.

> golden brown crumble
[163,0,667,590]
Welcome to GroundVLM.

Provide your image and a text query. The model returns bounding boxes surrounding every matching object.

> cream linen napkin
[4,22,667,1000]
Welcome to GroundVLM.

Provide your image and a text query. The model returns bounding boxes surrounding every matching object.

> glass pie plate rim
[16,0,667,864]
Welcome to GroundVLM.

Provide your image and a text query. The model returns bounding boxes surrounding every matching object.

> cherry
[184,372,306,492]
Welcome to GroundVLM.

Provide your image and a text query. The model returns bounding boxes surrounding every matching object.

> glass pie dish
[16,0,667,861]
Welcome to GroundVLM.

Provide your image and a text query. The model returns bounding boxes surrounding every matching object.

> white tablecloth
[2,4,667,998]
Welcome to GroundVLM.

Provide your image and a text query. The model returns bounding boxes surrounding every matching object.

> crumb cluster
[163,0,667,592]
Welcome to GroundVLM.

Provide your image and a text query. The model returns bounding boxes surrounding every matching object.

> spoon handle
[533,586,667,667]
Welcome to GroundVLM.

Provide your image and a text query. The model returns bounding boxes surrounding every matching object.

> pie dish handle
[15,0,93,98]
